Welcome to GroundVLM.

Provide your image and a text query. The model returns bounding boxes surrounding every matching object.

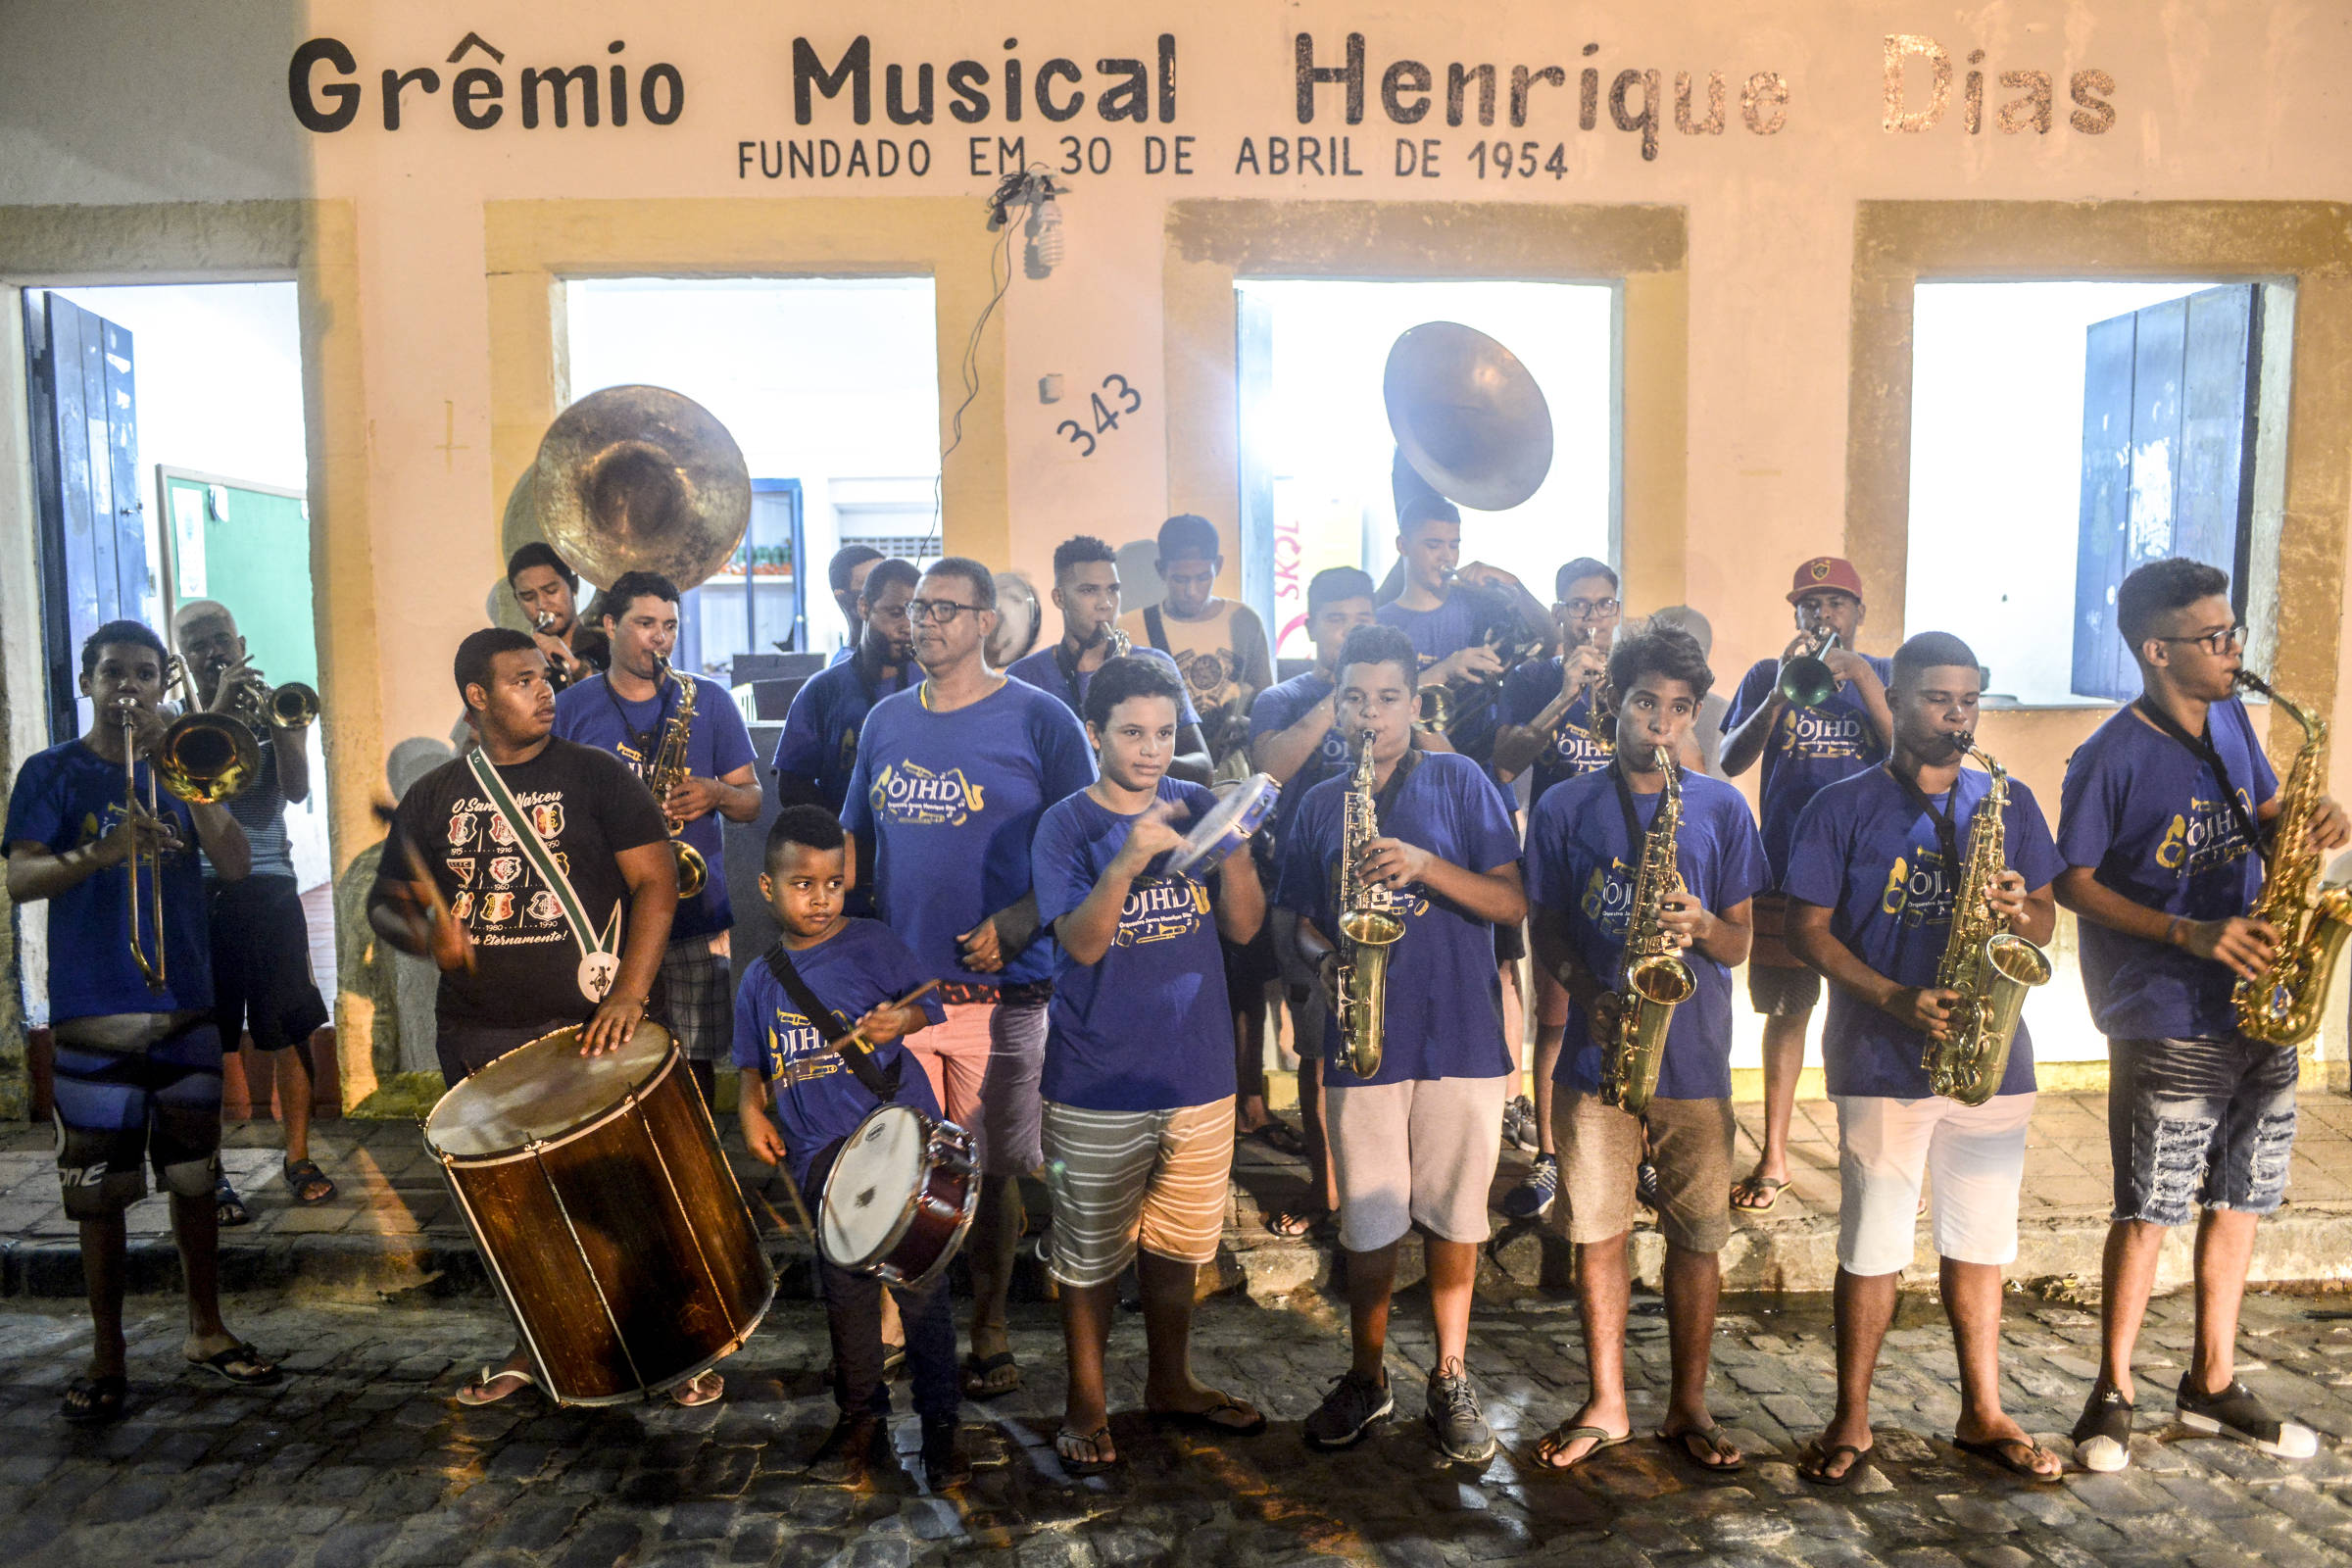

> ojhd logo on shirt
[1551,720,1611,773]
[1112,875,1209,948]
[868,760,987,826]
[766,1004,856,1084]
[2157,792,2258,874]
[1780,707,1874,759]
[1580,858,1640,935]
[1879,848,1957,928]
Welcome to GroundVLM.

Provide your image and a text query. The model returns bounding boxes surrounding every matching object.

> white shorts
[1834,1092,2035,1276]
[1326,1074,1507,1252]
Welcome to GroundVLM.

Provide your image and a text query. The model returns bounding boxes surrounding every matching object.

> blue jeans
[2108,1034,2297,1226]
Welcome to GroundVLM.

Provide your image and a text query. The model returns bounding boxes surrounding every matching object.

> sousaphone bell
[1383,321,1554,513]
[531,384,753,593]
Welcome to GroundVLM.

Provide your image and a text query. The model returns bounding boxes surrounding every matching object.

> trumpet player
[1525,622,1763,1476]
[553,571,761,1108]
[2056,560,2348,1470]
[5,621,275,1423]
[507,542,609,691]
[1780,632,2065,1488]
[1275,623,1524,1463]
[172,601,333,1217]
[1721,556,1894,1218]
[1008,535,1211,785]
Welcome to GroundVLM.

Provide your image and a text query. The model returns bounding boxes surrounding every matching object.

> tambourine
[1165,772,1281,877]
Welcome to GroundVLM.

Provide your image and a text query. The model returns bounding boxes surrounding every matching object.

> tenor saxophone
[2231,671,2352,1045]
[1601,748,1696,1115]
[1333,728,1405,1078]
[1924,746,2053,1105]
[646,658,710,900]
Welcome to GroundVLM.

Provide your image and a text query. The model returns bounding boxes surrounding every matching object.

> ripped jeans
[2108,1034,2298,1227]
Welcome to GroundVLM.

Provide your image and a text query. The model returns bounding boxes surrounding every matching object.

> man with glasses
[1720,557,1894,1218]
[1493,558,1623,1221]
[843,558,1096,1401]
[2056,558,2347,1471]
[1009,535,1212,786]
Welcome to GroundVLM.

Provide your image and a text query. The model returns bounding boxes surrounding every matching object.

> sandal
[1658,1424,1745,1473]
[1055,1424,1119,1475]
[1731,1174,1788,1213]
[455,1364,538,1406]
[185,1342,280,1387]
[1532,1421,1632,1471]
[282,1158,336,1205]
[213,1177,251,1228]
[1635,1160,1662,1213]
[1246,1119,1306,1157]
[1148,1393,1267,1436]
[61,1373,127,1425]
[670,1369,724,1407]
[1798,1440,1873,1487]
[1265,1207,1334,1240]
[961,1350,1022,1400]
[1953,1434,2065,1483]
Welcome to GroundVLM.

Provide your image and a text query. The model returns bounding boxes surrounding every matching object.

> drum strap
[466,750,624,1002]
[760,944,903,1100]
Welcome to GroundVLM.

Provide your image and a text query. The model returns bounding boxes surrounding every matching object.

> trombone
[122,660,262,991]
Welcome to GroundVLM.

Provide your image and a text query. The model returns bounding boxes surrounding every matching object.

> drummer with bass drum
[367,626,698,1407]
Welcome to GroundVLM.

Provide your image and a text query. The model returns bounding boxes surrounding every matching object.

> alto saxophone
[2231,671,2352,1045]
[646,658,710,900]
[1332,728,1405,1077]
[1601,747,1696,1115]
[1924,746,2053,1105]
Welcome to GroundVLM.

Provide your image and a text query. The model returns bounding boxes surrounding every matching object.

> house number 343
[1056,374,1142,458]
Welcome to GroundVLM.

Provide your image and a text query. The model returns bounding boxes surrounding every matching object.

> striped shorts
[1041,1097,1236,1288]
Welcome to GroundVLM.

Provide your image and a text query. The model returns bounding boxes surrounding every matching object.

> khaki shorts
[1326,1074,1507,1252]
[1042,1098,1235,1287]
[1555,1090,1735,1253]
[906,998,1046,1176]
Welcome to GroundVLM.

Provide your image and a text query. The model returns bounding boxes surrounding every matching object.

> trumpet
[1777,626,1842,709]
[207,656,318,733]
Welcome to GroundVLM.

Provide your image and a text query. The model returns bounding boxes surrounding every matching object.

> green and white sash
[466,750,623,1003]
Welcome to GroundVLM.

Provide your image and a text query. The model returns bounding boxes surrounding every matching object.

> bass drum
[424,1023,774,1405]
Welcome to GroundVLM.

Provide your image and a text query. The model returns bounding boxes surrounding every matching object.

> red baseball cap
[1787,556,1865,604]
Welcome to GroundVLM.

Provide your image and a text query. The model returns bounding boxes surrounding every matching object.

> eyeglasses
[904,599,982,625]
[2154,624,2245,655]
[1558,598,1621,618]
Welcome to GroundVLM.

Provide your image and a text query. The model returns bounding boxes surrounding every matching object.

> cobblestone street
[10,1281,2352,1567]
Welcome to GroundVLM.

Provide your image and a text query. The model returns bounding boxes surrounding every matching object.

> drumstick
[755,1166,815,1237]
[372,802,476,974]
[831,980,942,1058]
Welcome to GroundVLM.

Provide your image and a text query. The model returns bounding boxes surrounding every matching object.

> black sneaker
[1636,1160,1662,1213]
[1425,1357,1496,1464]
[920,1414,972,1491]
[1303,1370,1394,1450]
[806,1413,894,1486]
[1500,1154,1559,1220]
[1502,1095,1540,1152]
[2178,1374,2318,1459]
[2070,1384,2133,1473]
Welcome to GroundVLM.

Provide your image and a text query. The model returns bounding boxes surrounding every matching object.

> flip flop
[1731,1174,1788,1213]
[60,1373,127,1426]
[1953,1435,2064,1483]
[1247,1119,1306,1157]
[1265,1207,1334,1240]
[185,1342,280,1387]
[961,1350,1022,1399]
[1055,1425,1119,1475]
[1797,1440,1873,1487]
[1532,1422,1633,1471]
[1148,1394,1268,1436]
[1657,1425,1745,1472]
[282,1158,337,1205]
[455,1364,538,1406]
[670,1369,724,1407]
[213,1177,251,1228]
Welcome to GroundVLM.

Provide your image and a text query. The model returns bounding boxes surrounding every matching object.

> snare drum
[423,1023,774,1404]
[1165,772,1281,877]
[818,1103,978,1290]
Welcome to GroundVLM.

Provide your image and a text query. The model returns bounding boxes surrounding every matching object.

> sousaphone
[1383,321,1553,514]
[530,385,753,592]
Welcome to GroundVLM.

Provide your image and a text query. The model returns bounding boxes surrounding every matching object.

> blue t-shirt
[841,677,1097,986]
[1721,653,1895,886]
[1033,778,1235,1112]
[1006,644,1200,728]
[553,673,760,941]
[770,655,915,814]
[729,919,947,1193]
[1250,669,1350,863]
[1274,751,1522,1086]
[1377,593,1502,764]
[2056,698,2279,1041]
[1785,764,2065,1098]
[1525,767,1768,1101]
[4,739,214,1019]
[1500,658,1612,807]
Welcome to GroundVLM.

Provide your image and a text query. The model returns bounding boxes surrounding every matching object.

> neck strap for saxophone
[1371,745,1421,829]
[465,748,623,1003]
[2132,697,2263,851]
[1886,762,1966,883]
[600,671,676,774]
[1608,755,1665,864]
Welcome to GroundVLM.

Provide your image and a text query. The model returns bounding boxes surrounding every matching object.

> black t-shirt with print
[373,739,670,1029]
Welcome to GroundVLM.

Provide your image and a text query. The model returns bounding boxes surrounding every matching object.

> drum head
[425,1023,675,1158]
[820,1104,926,1266]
